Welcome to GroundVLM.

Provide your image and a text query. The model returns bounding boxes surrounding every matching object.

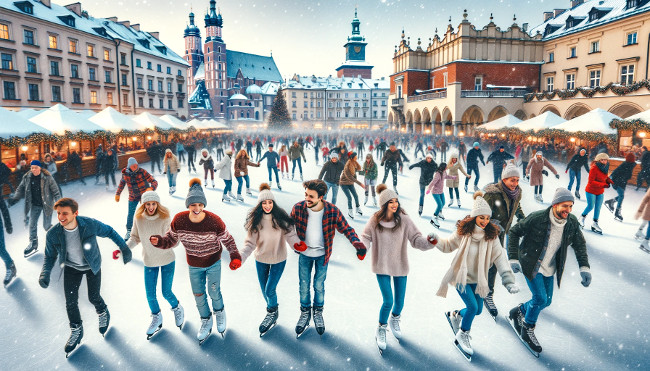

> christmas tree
[268,88,292,130]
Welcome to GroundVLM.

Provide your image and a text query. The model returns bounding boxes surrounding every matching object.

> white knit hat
[501,161,520,180]
[257,183,275,203]
[377,184,398,207]
[140,190,160,204]
[470,191,492,217]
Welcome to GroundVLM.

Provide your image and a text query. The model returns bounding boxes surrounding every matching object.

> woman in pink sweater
[361,184,437,353]
[426,163,457,228]
[241,183,301,336]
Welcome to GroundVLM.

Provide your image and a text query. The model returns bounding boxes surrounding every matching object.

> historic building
[335,8,373,79]
[184,0,283,122]
[0,0,189,118]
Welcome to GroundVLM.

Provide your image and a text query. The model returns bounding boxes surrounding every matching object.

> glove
[542,170,549,176]
[294,241,308,252]
[555,174,560,179]
[427,232,438,245]
[506,283,520,294]
[5,225,12,234]
[240,171,245,176]
[115,195,120,202]
[352,241,367,260]
[177,169,181,172]
[426,189,431,195]
[580,271,591,287]
[604,183,610,188]
[510,260,522,273]
[565,169,568,173]
[121,248,132,264]
[149,235,162,247]
[112,250,121,260]
[38,273,49,289]
[229,258,241,270]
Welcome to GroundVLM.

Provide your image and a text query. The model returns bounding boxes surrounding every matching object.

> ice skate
[579,215,586,228]
[483,293,498,321]
[172,304,184,330]
[418,205,423,216]
[222,194,231,203]
[313,306,325,336]
[364,194,369,206]
[591,221,602,235]
[574,190,581,200]
[635,228,645,240]
[146,312,163,340]
[430,216,440,228]
[24,243,38,258]
[508,304,524,335]
[277,183,282,191]
[604,199,616,213]
[373,196,377,206]
[246,188,252,196]
[123,230,131,241]
[448,199,454,207]
[228,191,235,199]
[348,208,354,219]
[64,323,83,358]
[464,184,468,193]
[614,209,623,222]
[438,211,445,220]
[640,239,650,253]
[445,310,462,335]
[389,314,402,340]
[454,329,473,361]
[236,195,244,202]
[214,308,227,338]
[519,321,542,357]
[375,324,387,355]
[212,180,215,188]
[300,174,303,181]
[474,185,480,192]
[393,186,398,195]
[3,263,16,287]
[356,207,363,216]
[259,307,278,337]
[457,199,461,208]
[295,306,311,338]
[98,308,110,336]
[197,315,213,345]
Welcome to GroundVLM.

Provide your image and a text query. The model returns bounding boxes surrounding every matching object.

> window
[26,57,37,73]
[589,70,601,88]
[292,112,297,120]
[157,64,162,72]
[48,34,58,49]
[107,92,113,105]
[87,44,95,57]
[120,73,126,86]
[50,61,59,76]
[157,81,163,91]
[303,101,308,108]
[90,91,97,104]
[88,67,96,81]
[148,79,153,90]
[178,99,184,108]
[291,92,296,98]
[159,99,163,109]
[138,97,144,107]
[569,46,577,58]
[474,76,483,90]
[23,29,35,45]
[589,40,600,53]
[621,64,635,85]
[1,53,13,70]
[627,32,638,45]
[72,88,81,103]
[3,81,16,100]
[546,76,554,91]
[136,59,141,67]
[149,98,153,108]
[0,24,9,40]
[123,94,128,106]
[167,82,172,93]
[71,64,80,78]
[292,101,296,108]
[178,69,182,76]
[443,73,448,88]
[168,99,173,109]
[627,0,638,9]
[51,86,61,102]
[177,83,183,92]
[120,53,127,65]
[68,39,78,54]
[103,49,110,61]
[104,70,112,83]
[566,73,575,90]
[28,84,39,101]
[147,61,152,70]
[549,52,555,62]
[137,77,143,89]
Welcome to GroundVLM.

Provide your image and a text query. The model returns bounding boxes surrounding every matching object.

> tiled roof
[226,51,282,82]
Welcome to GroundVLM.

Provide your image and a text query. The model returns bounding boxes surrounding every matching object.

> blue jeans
[432,193,445,216]
[456,283,483,331]
[298,254,328,308]
[267,167,280,183]
[236,175,250,195]
[28,205,52,245]
[582,192,603,220]
[126,200,139,232]
[324,181,339,204]
[223,179,232,195]
[567,169,581,191]
[166,171,177,188]
[614,185,625,209]
[292,158,303,175]
[188,260,224,318]
[419,186,425,207]
[376,275,407,325]
[341,184,360,209]
[144,261,179,314]
[521,274,554,325]
[465,165,480,186]
[0,215,13,268]
[256,260,286,309]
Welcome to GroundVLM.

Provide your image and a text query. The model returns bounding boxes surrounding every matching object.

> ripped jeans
[188,260,224,318]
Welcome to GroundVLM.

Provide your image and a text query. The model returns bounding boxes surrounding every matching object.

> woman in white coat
[214,149,234,202]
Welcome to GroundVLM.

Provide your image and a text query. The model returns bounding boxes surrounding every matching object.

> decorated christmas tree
[268,88,292,130]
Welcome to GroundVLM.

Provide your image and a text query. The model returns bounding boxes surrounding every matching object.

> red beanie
[626,153,636,163]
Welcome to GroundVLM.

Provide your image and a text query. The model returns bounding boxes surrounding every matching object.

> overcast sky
[62,0,572,80]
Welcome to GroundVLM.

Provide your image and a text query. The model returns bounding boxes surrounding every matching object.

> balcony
[407,90,447,102]
[460,89,528,98]
[391,98,404,107]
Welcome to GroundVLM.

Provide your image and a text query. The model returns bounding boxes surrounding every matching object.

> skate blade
[198,329,212,345]
[296,324,310,338]
[640,245,650,254]
[453,340,472,362]
[147,326,162,340]
[177,323,184,331]
[219,330,226,339]
[507,316,540,358]
[377,345,385,356]
[24,251,38,258]
[591,229,602,235]
[260,323,276,338]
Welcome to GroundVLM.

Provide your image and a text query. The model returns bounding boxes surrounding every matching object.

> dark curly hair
[455,215,499,241]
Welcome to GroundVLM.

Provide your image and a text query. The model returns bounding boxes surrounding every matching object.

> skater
[39,198,132,356]
[318,152,344,205]
[101,149,117,192]
[566,148,589,199]
[279,145,289,179]
[482,162,525,319]
[234,149,260,201]
[604,153,636,222]
[7,160,61,258]
[486,146,514,184]
[163,149,181,195]
[579,153,613,234]
[94,145,105,184]
[426,163,456,228]
[465,142,485,193]
[186,140,197,173]
[414,141,425,159]
[259,143,282,190]
[361,154,379,207]
[520,144,532,181]
[439,139,448,162]
[431,192,519,359]
[0,195,15,287]
[409,154,437,215]
[289,141,307,180]
[446,152,470,208]
[636,146,650,190]
[150,179,242,343]
[360,184,437,353]
[43,153,62,196]
[635,187,650,252]
[507,188,591,356]
[115,157,158,241]
[65,150,85,184]
[199,149,215,188]
[176,140,186,164]
[526,152,559,203]
[146,141,163,175]
[241,183,301,335]
[339,152,365,219]
[214,149,234,202]
[381,143,402,194]
[122,190,184,339]
[290,179,367,337]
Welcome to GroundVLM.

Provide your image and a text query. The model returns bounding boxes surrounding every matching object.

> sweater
[153,211,241,268]
[339,162,362,186]
[318,160,345,184]
[361,213,434,276]
[538,209,566,277]
[426,171,456,194]
[241,214,300,264]
[127,212,176,267]
[234,157,259,177]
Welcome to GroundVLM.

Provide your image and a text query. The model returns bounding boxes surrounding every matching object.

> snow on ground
[1,147,649,371]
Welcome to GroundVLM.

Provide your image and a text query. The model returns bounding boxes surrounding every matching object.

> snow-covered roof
[0,107,50,138]
[479,114,522,131]
[16,108,40,120]
[194,63,206,80]
[226,51,282,82]
[260,81,281,96]
[335,60,374,71]
[625,109,650,122]
[529,0,650,40]
[29,104,105,135]
[229,93,248,101]
[551,108,619,134]
[282,76,389,91]
[187,118,208,129]
[159,114,188,129]
[88,107,148,133]
[245,84,263,95]
[133,112,174,130]
[513,111,566,132]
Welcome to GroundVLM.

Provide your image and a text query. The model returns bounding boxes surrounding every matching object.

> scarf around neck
[502,182,520,201]
[596,161,609,174]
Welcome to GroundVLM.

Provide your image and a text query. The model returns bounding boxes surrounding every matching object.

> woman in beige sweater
[241,183,301,336]
[163,149,180,195]
[429,191,519,358]
[340,151,366,219]
[360,184,437,353]
[123,190,184,339]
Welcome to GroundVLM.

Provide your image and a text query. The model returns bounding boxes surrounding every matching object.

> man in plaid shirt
[290,179,367,337]
[115,157,158,240]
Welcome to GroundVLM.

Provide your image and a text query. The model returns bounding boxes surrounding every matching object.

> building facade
[335,8,373,79]
[0,0,189,118]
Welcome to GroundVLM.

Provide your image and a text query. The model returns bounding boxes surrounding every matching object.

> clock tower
[336,8,373,79]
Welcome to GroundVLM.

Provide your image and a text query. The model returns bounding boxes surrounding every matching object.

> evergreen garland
[524,80,650,103]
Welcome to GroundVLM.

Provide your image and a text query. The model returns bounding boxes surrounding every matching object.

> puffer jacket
[214,155,233,180]
[234,157,259,177]
[585,162,613,196]
[163,150,180,173]
[409,159,437,186]
[10,169,61,224]
[445,153,469,188]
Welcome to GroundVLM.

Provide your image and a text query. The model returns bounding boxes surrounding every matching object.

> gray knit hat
[330,152,338,159]
[470,191,492,218]
[127,157,138,168]
[140,190,160,204]
[186,178,207,207]
[257,183,275,203]
[501,161,520,180]
[551,187,574,205]
[377,184,399,207]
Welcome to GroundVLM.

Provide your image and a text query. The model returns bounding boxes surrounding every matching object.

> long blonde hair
[236,149,249,159]
[135,201,171,220]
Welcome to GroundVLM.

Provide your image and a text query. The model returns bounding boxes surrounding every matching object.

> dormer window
[138,39,150,49]
[544,24,561,37]
[627,0,638,9]
[13,1,33,14]
[92,27,107,37]
[589,7,612,22]
[58,15,76,28]
[155,46,167,55]
[565,16,585,29]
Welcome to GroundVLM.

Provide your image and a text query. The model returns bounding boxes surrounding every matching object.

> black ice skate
[24,243,38,258]
[518,321,542,357]
[295,306,311,338]
[65,323,83,358]
[3,263,16,287]
[483,293,498,321]
[507,304,524,335]
[98,309,110,337]
[259,307,279,337]
[313,306,325,336]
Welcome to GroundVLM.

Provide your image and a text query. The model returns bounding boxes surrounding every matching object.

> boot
[222,194,231,203]
[635,228,645,240]
[457,199,461,208]
[64,323,84,356]
[364,194,369,206]
[214,308,227,336]
[259,306,279,335]
[212,180,215,188]
[464,184,468,193]
[24,242,38,258]
[348,208,354,219]
[591,220,602,234]
[579,215,586,228]
[640,239,650,253]
[393,185,398,195]
[246,188,252,196]
[375,324,388,352]
[98,308,110,336]
[313,306,325,335]
[236,195,244,202]
[455,329,474,356]
[604,199,616,213]
[430,216,440,228]
[509,304,524,335]
[295,306,311,336]
[124,230,131,241]
[418,205,423,216]
[521,321,543,354]
[388,314,402,340]
[277,182,282,191]
[356,207,363,216]
[448,310,462,334]
[228,191,235,199]
[474,185,480,192]
[197,314,213,343]
[574,190,581,200]
[483,292,498,318]
[614,208,623,222]
[448,198,454,207]
[3,263,16,287]
[300,174,303,181]
[171,304,184,329]
[146,312,163,340]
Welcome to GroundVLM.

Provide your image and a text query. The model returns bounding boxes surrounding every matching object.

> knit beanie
[127,157,138,168]
[268,143,274,148]
[226,149,233,155]
[595,152,609,161]
[348,151,357,160]
[501,162,520,179]
[377,184,398,207]
[330,152,339,159]
[551,187,574,205]
[186,178,207,207]
[140,190,160,204]
[425,153,433,160]
[470,191,492,218]
[626,153,636,163]
[473,142,480,148]
[30,160,42,167]
[536,151,543,157]
[257,183,275,203]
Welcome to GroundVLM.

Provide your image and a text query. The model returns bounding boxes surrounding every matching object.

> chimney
[40,0,51,8]
[543,12,554,21]
[570,0,584,7]
[149,32,160,40]
[522,23,529,32]
[64,3,82,17]
[107,16,118,22]
[131,23,140,31]
[553,9,566,17]
[118,20,130,28]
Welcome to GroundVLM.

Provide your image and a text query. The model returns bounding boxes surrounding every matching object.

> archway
[422,108,432,134]
[432,107,442,136]
[461,105,485,136]
[514,109,527,120]
[564,103,591,120]
[539,104,561,117]
[609,102,643,118]
[487,106,508,122]
[441,107,453,136]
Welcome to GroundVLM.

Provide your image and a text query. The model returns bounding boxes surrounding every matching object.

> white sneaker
[214,308,227,335]
[146,312,163,339]
[197,315,213,342]
[376,324,387,351]
[389,314,402,340]
[455,329,474,355]
[172,304,184,329]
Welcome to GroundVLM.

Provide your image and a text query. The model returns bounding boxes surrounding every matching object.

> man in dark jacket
[186,139,197,173]
[39,197,131,355]
[636,146,650,190]
[115,158,158,240]
[259,143,281,190]
[465,142,485,192]
[146,141,162,175]
[318,153,344,204]
[566,148,590,199]
[65,150,85,185]
[486,146,514,183]
[381,143,403,193]
[94,145,104,184]
[604,153,636,221]
[507,188,590,355]
[439,139,448,162]
[409,154,437,215]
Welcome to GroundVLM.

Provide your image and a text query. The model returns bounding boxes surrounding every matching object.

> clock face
[354,46,361,53]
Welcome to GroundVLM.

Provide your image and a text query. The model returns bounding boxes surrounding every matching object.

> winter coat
[199,153,214,170]
[446,156,469,188]
[640,150,650,173]
[163,152,180,174]
[487,150,514,171]
[214,155,233,180]
[381,149,402,167]
[566,153,590,173]
[339,161,363,186]
[0,197,12,233]
[635,188,650,221]
[426,171,456,195]
[466,148,485,168]
[483,182,525,245]
[41,216,131,277]
[101,153,117,174]
[526,156,558,186]
[610,161,636,190]
[318,160,345,184]
[234,157,259,177]
[289,145,306,161]
[585,162,613,196]
[521,146,532,162]
[10,169,60,223]
[259,151,280,168]
[361,160,378,181]
[43,161,57,177]
[507,207,589,288]
[116,167,158,202]
[409,159,437,186]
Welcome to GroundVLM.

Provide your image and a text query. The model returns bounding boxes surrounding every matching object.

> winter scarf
[596,161,609,174]
[502,181,521,201]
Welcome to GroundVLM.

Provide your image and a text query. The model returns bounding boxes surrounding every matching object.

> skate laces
[214,309,226,324]
[299,310,310,323]
[459,330,472,344]
[199,317,212,331]
[148,313,161,330]
[526,326,540,346]
[261,312,275,327]
[485,295,496,309]
[173,306,183,322]
[98,311,109,328]
[67,327,82,345]
[313,308,324,327]
[390,315,401,332]
[377,325,387,342]
[4,268,13,281]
